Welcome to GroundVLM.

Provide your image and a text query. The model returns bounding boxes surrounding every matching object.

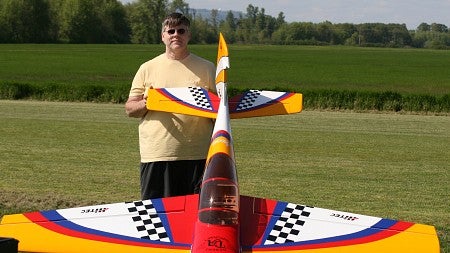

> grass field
[1,44,449,95]
[0,100,449,251]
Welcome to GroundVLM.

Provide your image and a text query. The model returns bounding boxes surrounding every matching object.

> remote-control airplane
[0,34,439,253]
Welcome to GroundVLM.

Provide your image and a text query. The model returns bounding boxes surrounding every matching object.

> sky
[120,0,450,30]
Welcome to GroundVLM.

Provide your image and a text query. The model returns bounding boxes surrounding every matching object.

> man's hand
[125,95,148,118]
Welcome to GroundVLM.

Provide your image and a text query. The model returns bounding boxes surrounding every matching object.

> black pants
[140,160,206,200]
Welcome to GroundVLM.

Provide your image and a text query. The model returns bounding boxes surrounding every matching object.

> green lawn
[1,44,449,95]
[0,100,448,251]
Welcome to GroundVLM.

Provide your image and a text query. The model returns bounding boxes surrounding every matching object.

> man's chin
[171,44,186,50]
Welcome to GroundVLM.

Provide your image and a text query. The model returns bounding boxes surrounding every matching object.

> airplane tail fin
[215,33,229,101]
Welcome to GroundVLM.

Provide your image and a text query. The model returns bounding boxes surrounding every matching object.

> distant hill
[118,1,243,21]
[191,8,243,21]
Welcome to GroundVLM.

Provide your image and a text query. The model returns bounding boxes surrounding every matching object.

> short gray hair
[161,13,190,33]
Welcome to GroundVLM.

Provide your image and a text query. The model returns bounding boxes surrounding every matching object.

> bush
[0,82,129,103]
[1,82,448,113]
[303,89,449,113]
[0,82,34,99]
[403,94,450,112]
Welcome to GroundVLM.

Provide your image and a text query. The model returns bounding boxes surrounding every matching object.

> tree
[334,23,357,45]
[417,23,431,32]
[168,0,189,14]
[0,0,57,43]
[271,23,289,44]
[235,4,273,44]
[56,0,130,43]
[246,4,258,25]
[255,8,273,42]
[191,16,216,44]
[317,21,333,44]
[100,0,131,43]
[430,23,448,33]
[128,0,168,44]
[287,22,318,43]
[0,1,446,48]
[263,15,278,42]
[65,0,106,43]
[275,12,286,28]
[219,11,237,43]
[388,24,411,47]
[209,9,219,34]
[412,22,449,49]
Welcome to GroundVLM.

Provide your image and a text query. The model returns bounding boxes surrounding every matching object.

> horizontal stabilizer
[146,88,302,119]
[230,90,302,119]
[146,87,219,119]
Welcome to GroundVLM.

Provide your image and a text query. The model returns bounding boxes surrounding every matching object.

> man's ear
[187,30,192,41]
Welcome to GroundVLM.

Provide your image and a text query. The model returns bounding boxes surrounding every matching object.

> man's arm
[125,95,147,118]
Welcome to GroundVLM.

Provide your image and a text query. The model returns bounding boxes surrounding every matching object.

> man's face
[161,25,191,51]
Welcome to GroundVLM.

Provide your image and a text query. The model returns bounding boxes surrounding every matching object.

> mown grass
[1,44,449,112]
[0,100,449,251]
[1,44,449,94]
[228,45,450,94]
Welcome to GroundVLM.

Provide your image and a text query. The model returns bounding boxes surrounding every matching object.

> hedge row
[0,82,129,103]
[303,90,450,113]
[1,82,449,113]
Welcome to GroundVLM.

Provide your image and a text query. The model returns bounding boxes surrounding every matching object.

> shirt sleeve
[129,64,146,97]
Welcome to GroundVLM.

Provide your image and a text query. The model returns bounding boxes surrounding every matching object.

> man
[125,13,216,199]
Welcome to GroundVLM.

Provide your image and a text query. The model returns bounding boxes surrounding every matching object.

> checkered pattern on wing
[189,87,212,110]
[126,200,170,242]
[264,203,312,245]
[236,90,261,111]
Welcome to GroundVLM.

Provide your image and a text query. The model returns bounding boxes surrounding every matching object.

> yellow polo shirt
[129,53,216,163]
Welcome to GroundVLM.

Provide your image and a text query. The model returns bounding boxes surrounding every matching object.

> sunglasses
[166,28,187,35]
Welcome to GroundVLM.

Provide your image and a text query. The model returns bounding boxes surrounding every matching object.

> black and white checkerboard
[264,203,312,245]
[189,87,213,110]
[126,200,170,242]
[236,90,262,111]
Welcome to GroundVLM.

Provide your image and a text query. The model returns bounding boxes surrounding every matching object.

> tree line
[0,0,449,49]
